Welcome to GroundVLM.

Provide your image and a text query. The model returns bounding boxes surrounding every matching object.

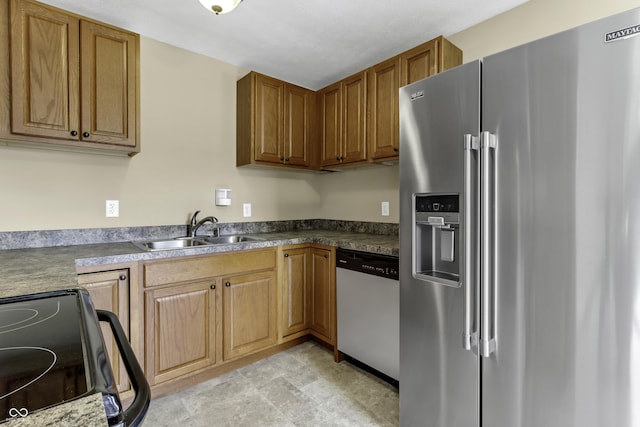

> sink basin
[132,235,264,251]
[132,237,210,251]
[201,235,265,244]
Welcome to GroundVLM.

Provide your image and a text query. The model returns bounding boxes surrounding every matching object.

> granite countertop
[0,228,397,425]
[4,395,108,427]
[0,229,398,299]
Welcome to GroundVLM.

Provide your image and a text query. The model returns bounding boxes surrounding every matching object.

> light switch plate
[243,203,252,217]
[381,201,390,217]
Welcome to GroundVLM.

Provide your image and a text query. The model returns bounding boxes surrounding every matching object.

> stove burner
[0,347,57,401]
[0,301,61,334]
[0,294,88,421]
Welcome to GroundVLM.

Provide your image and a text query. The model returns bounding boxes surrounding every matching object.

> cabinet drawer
[143,249,276,287]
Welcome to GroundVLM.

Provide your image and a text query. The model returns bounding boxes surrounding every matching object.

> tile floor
[141,341,399,426]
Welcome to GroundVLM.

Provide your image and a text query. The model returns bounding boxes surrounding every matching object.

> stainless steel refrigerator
[399,8,640,427]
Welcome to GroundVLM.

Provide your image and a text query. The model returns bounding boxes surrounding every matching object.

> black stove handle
[97,310,150,427]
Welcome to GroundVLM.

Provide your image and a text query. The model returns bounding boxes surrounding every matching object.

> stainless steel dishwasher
[336,248,399,382]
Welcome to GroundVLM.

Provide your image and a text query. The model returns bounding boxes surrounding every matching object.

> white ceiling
[37,0,528,90]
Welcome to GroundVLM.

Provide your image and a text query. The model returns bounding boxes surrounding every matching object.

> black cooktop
[0,290,115,422]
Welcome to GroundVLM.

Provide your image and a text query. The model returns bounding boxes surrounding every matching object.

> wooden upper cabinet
[236,35,461,169]
[319,82,341,167]
[237,71,316,169]
[368,57,401,160]
[284,83,314,167]
[320,71,367,168]
[10,0,80,140]
[80,21,137,147]
[6,0,139,155]
[401,36,462,87]
[254,73,284,164]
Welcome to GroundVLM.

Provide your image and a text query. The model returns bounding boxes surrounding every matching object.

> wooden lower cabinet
[78,269,130,393]
[222,270,277,360]
[138,246,336,394]
[144,281,218,386]
[309,247,334,344]
[281,247,310,337]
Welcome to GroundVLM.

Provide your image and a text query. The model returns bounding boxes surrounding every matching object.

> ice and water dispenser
[413,194,461,287]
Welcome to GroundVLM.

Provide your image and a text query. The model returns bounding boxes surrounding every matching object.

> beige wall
[448,0,640,61]
[2,0,638,232]
[0,38,323,231]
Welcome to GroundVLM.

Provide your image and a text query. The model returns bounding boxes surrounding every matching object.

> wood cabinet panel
[10,0,80,139]
[145,281,217,385]
[80,20,137,147]
[144,249,276,287]
[368,57,401,160]
[284,84,313,166]
[320,82,341,166]
[254,73,284,163]
[78,269,130,393]
[310,247,334,343]
[282,247,310,337]
[342,71,367,164]
[223,270,277,360]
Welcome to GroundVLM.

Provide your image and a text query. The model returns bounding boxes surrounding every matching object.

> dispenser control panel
[415,194,459,213]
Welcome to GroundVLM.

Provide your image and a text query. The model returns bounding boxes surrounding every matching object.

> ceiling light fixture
[198,0,243,15]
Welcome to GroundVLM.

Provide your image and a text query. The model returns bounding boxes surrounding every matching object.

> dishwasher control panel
[336,249,399,280]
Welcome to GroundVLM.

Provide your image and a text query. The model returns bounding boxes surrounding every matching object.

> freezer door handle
[463,134,479,351]
[479,131,497,357]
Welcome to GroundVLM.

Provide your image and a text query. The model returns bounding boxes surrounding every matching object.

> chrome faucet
[187,211,219,238]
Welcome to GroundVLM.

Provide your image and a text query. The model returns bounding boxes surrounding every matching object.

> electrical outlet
[106,200,119,217]
[243,203,252,218]
[381,201,390,217]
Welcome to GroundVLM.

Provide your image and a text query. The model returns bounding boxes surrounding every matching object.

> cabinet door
[283,84,313,167]
[368,57,401,160]
[223,270,277,360]
[145,281,217,385]
[400,38,438,87]
[10,0,80,140]
[341,71,367,164]
[310,248,334,343]
[320,82,342,167]
[80,20,137,147]
[78,269,130,393]
[282,247,310,337]
[254,73,284,164]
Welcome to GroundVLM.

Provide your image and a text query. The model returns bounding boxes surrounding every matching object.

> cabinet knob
[119,274,127,281]
[285,158,289,162]
[225,282,231,287]
[210,284,216,290]
[70,130,78,137]
[336,156,340,161]
[82,131,90,138]
[393,148,399,152]
[284,253,289,258]
[280,157,285,161]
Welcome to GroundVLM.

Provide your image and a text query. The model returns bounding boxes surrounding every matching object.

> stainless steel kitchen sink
[200,235,264,244]
[131,235,264,251]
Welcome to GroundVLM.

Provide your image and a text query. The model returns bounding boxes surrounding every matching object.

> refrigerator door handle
[463,134,479,351]
[479,131,497,357]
